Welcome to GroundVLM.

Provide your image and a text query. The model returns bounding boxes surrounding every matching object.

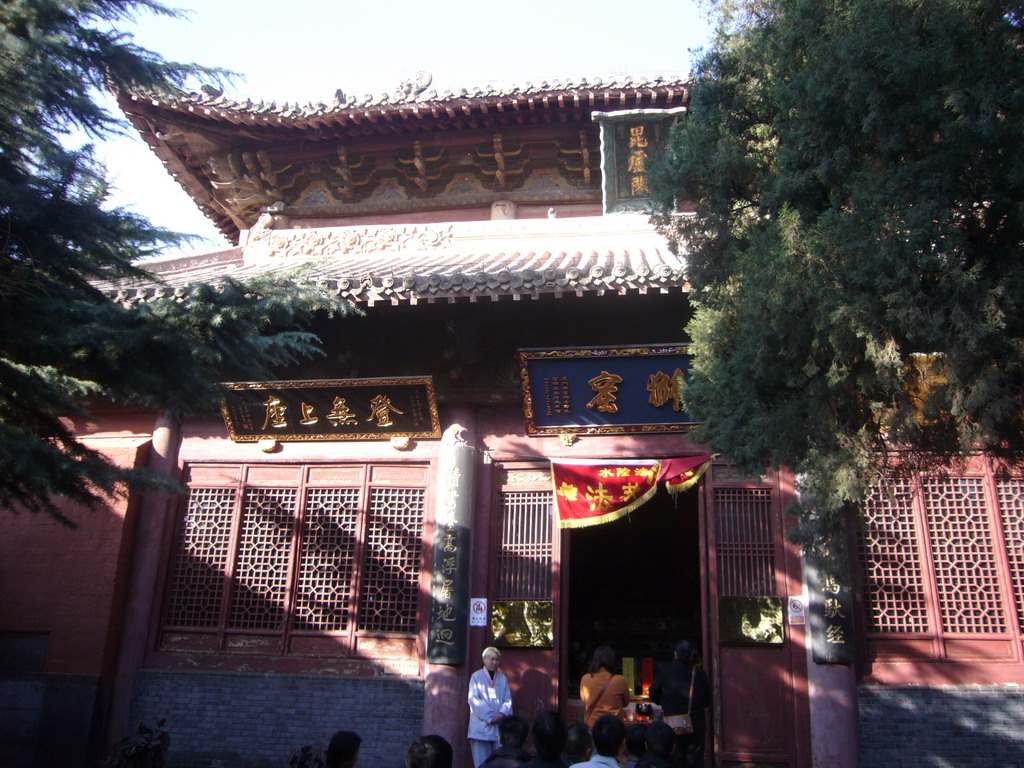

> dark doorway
[565,485,702,699]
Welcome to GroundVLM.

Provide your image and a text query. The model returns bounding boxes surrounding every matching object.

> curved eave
[119,78,688,134]
[121,107,239,240]
[106,249,689,308]
[116,77,689,247]
[101,219,690,308]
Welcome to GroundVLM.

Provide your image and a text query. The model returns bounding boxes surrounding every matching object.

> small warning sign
[788,595,806,625]
[469,597,488,627]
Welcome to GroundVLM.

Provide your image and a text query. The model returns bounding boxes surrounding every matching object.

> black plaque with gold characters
[807,550,856,664]
[593,108,686,213]
[220,377,440,442]
[427,429,475,665]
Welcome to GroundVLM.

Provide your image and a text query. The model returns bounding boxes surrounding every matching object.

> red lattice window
[714,487,776,596]
[163,486,236,627]
[228,487,297,630]
[357,486,426,633]
[855,469,1024,657]
[858,481,930,633]
[161,464,427,656]
[995,479,1024,632]
[496,490,554,600]
[293,487,361,632]
[923,477,1005,633]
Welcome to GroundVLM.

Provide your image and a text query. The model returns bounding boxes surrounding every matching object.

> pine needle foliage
[652,0,1024,548]
[0,0,351,523]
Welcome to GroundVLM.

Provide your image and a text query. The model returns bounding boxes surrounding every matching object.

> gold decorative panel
[491,601,553,648]
[718,596,784,645]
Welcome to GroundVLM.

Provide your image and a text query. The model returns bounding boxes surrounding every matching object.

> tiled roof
[105,216,689,307]
[119,74,690,244]
[123,75,689,128]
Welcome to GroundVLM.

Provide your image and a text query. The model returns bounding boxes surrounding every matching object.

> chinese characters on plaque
[807,546,856,664]
[549,456,713,528]
[426,429,474,665]
[219,377,441,442]
[519,345,697,436]
[594,111,682,214]
[626,124,651,197]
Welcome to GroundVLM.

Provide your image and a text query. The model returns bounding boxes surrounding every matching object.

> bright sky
[97,0,715,255]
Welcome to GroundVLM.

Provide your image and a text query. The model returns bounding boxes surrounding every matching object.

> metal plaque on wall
[491,601,554,648]
[518,344,698,436]
[219,377,441,442]
[717,596,785,645]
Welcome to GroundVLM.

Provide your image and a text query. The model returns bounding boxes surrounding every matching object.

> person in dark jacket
[325,731,361,768]
[623,723,648,768]
[405,735,454,768]
[649,640,711,768]
[644,722,680,768]
[483,715,531,768]
[521,712,567,768]
[561,722,593,766]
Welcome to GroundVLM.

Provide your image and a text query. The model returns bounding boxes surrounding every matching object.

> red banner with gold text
[551,455,714,529]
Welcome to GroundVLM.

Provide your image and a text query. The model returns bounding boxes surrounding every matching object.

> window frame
[494,484,556,602]
[855,457,1024,665]
[487,462,560,652]
[155,462,430,666]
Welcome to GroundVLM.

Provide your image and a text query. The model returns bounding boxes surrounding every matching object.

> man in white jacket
[467,646,513,767]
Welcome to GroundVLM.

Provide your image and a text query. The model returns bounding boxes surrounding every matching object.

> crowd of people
[324,640,710,768]
[472,710,705,768]
[468,642,709,768]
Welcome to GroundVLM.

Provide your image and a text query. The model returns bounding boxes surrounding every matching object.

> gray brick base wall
[859,685,1024,768]
[130,670,425,768]
[0,674,100,768]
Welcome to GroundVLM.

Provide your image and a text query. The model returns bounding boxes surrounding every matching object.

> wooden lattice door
[705,468,808,767]
[492,466,559,721]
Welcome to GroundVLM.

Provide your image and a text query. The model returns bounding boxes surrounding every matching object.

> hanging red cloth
[658,454,716,494]
[550,455,714,529]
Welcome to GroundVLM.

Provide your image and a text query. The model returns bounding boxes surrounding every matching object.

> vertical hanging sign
[593,108,686,214]
[806,545,856,665]
[427,426,475,665]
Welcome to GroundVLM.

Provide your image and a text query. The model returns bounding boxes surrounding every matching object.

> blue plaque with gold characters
[518,344,698,436]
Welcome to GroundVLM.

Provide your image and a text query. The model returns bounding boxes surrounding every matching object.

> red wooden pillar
[105,412,180,750]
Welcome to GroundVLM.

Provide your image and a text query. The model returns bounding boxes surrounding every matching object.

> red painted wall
[0,429,151,677]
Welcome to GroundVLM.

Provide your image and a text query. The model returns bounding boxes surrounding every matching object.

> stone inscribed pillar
[807,545,856,665]
[427,424,475,665]
[797,486,859,768]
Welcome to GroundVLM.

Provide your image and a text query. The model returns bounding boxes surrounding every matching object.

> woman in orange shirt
[579,645,631,727]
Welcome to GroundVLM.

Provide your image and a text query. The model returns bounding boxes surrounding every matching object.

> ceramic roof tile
[124,75,688,126]
[103,217,689,307]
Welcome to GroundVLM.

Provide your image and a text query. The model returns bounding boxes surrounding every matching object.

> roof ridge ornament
[246,223,455,259]
[393,71,433,103]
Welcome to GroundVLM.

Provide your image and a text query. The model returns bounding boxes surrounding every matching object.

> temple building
[1,74,1022,768]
